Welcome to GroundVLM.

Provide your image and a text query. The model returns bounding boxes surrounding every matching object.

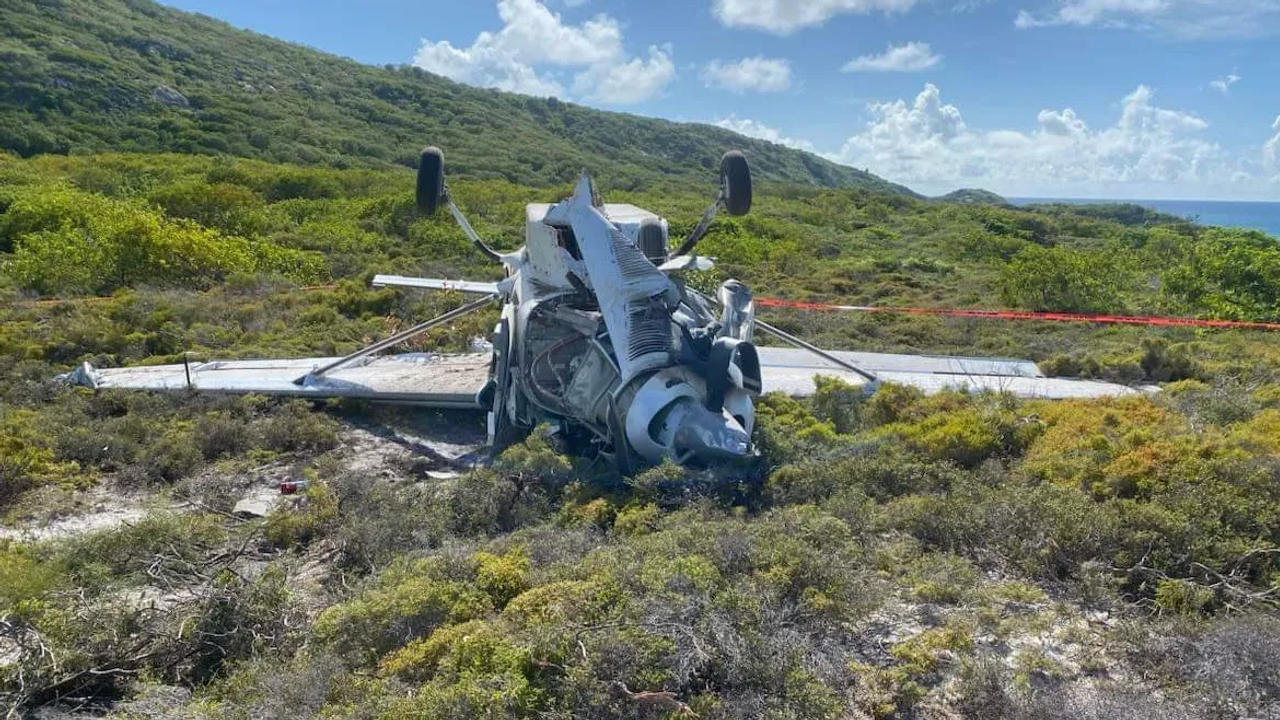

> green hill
[0,0,915,195]
[935,188,1007,205]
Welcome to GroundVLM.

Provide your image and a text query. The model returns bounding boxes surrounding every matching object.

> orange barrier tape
[754,296,1280,332]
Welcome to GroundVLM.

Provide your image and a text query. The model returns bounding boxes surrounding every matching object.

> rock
[151,85,189,107]
[232,486,281,518]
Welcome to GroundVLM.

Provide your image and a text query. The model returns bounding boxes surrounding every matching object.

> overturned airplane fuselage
[491,175,762,467]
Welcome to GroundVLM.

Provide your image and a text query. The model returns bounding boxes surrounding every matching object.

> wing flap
[60,353,492,408]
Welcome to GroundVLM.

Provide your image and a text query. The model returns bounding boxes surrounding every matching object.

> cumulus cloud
[1209,73,1241,94]
[712,0,920,34]
[714,116,814,150]
[574,46,675,103]
[1015,0,1280,38]
[1266,116,1280,178]
[842,42,942,72]
[829,83,1244,196]
[701,57,793,92]
[412,0,674,103]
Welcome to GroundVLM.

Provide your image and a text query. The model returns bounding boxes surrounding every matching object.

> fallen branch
[611,681,697,718]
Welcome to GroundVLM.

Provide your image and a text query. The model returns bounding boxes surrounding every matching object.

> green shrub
[54,512,228,590]
[265,480,339,549]
[1,408,80,506]
[1000,244,1130,313]
[147,180,268,237]
[194,411,251,461]
[0,543,64,617]
[2,185,322,295]
[133,427,202,483]
[187,567,301,683]
[474,548,530,608]
[768,450,963,504]
[556,496,616,530]
[812,375,865,433]
[313,557,494,664]
[874,401,1037,468]
[864,383,926,426]
[257,400,340,453]
[378,619,531,684]
[1154,578,1215,616]
[612,503,661,536]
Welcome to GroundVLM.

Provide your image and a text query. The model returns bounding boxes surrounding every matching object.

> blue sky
[162,0,1280,200]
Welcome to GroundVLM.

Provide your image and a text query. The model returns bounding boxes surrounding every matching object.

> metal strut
[295,294,498,384]
[444,186,502,262]
[752,318,879,383]
[673,190,724,258]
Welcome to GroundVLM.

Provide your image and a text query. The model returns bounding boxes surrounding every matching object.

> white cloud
[714,116,814,150]
[701,57,793,92]
[1209,73,1241,94]
[574,46,675,103]
[1036,107,1087,136]
[1015,0,1280,38]
[829,83,1253,197]
[412,0,674,103]
[712,0,920,34]
[842,42,942,72]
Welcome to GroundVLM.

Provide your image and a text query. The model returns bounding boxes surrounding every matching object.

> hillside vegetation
[4,150,1280,718]
[0,0,912,195]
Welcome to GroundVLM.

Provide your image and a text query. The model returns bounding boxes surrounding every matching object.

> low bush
[2,185,325,295]
[256,400,340,453]
[265,479,340,549]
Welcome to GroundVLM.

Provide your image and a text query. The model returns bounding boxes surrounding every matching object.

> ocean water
[1009,198,1280,239]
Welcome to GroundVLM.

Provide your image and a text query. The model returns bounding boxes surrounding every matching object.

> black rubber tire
[720,150,752,216]
[416,146,445,215]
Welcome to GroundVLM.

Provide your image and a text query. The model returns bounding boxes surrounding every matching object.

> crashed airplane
[60,148,1139,468]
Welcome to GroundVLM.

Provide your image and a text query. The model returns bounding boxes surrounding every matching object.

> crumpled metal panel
[544,176,675,382]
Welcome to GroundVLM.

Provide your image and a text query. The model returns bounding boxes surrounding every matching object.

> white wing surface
[59,353,492,408]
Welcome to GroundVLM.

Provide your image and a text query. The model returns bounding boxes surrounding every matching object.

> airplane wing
[755,346,1143,399]
[58,353,492,408]
[57,344,1139,407]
